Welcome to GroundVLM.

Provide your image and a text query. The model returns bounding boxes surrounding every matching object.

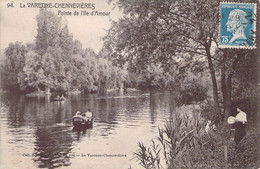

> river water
[0,90,177,169]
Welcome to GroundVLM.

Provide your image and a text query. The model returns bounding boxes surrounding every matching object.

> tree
[215,49,258,119]
[20,9,74,93]
[105,0,258,121]
[1,42,28,91]
[105,0,222,118]
[1,8,129,95]
[18,51,44,91]
[36,9,61,55]
[70,49,98,93]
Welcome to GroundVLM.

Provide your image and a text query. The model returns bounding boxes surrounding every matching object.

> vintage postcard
[0,0,259,169]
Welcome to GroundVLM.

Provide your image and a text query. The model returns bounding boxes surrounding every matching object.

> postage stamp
[219,2,257,49]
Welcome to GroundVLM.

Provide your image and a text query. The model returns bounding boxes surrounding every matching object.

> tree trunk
[45,86,50,95]
[224,75,232,119]
[221,57,227,113]
[222,50,241,119]
[221,50,231,120]
[205,46,222,119]
[119,82,124,91]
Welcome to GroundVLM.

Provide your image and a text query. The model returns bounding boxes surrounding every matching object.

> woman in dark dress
[234,120,246,145]
[230,104,247,145]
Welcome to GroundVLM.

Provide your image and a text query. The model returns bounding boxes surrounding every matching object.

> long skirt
[234,122,246,145]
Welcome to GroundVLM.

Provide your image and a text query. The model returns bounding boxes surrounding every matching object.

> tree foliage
[1,9,128,94]
[1,42,29,91]
[105,0,259,120]
[105,0,221,116]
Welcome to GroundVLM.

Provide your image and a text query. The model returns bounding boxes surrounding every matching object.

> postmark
[219,2,257,49]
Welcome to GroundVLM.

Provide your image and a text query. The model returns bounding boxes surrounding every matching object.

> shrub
[200,100,220,124]
[134,106,259,169]
[176,80,208,106]
[134,111,208,168]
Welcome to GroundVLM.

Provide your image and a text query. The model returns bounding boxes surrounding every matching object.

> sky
[0,0,123,53]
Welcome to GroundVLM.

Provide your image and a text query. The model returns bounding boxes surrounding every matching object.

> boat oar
[64,118,73,122]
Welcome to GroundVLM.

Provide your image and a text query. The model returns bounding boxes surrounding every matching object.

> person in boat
[85,109,93,122]
[76,111,82,116]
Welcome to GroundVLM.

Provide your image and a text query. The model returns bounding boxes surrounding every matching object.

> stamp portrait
[219,2,257,48]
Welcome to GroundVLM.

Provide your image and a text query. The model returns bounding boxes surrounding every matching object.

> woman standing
[234,108,247,145]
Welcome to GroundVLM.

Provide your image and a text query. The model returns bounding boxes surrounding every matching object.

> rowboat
[50,97,65,102]
[72,115,93,128]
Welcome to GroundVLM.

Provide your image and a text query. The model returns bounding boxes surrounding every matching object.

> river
[0,90,178,169]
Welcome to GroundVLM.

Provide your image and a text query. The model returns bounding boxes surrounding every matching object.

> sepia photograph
[0,0,259,169]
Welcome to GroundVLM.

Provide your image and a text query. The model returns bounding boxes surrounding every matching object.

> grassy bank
[134,105,259,169]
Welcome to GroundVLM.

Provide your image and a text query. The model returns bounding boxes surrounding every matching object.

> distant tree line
[1,9,128,94]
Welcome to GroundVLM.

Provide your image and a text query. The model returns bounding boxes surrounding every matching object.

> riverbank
[170,112,260,168]
[133,103,259,169]
[24,88,141,97]
[24,90,81,97]
[25,91,47,97]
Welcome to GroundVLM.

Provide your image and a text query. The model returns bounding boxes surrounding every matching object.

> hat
[227,116,236,124]
[76,111,81,115]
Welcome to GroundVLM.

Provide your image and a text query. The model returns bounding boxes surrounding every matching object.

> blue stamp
[219,2,257,48]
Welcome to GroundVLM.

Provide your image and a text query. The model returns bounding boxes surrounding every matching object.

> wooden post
[224,145,228,162]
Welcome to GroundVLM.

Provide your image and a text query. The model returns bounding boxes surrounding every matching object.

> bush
[134,111,208,169]
[176,80,208,106]
[134,103,259,169]
[200,100,220,124]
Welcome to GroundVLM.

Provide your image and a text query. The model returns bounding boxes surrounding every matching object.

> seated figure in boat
[85,109,92,122]
[75,111,82,116]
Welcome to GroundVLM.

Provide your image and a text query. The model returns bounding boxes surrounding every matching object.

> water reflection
[0,91,176,169]
[72,128,89,141]
[33,126,73,168]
